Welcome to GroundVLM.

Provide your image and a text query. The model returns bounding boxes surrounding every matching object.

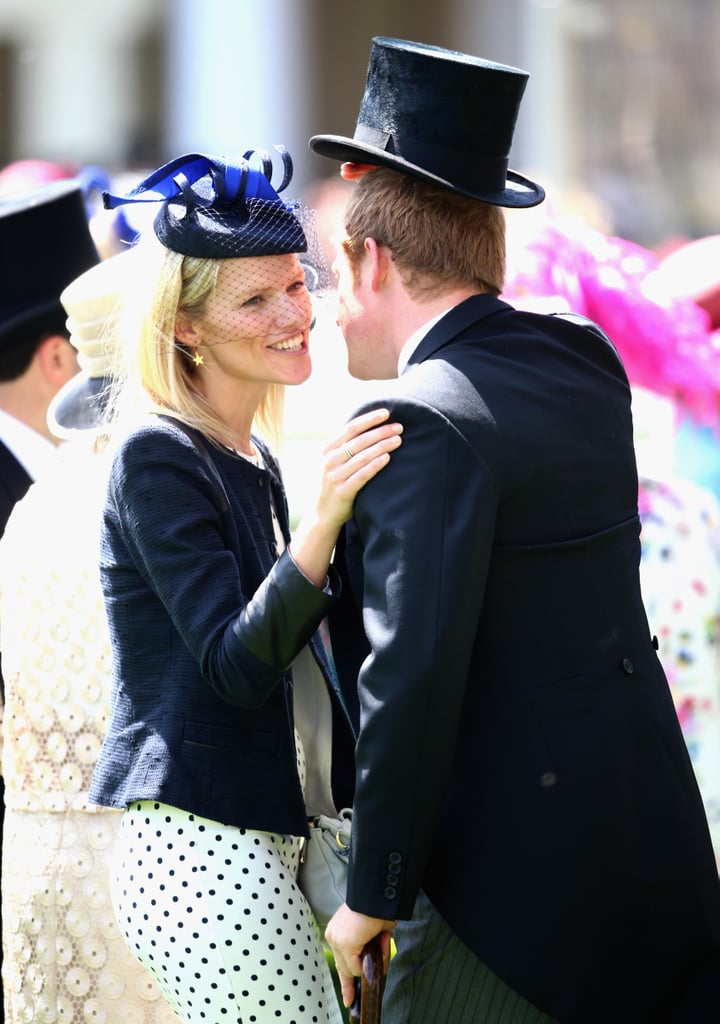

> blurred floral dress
[638,474,720,862]
[0,444,180,1024]
[501,208,720,866]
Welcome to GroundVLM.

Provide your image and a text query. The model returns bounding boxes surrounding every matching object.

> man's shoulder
[0,438,21,468]
[439,302,625,377]
[0,441,32,495]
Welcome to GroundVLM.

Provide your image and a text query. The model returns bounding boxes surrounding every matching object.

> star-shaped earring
[192,350,204,367]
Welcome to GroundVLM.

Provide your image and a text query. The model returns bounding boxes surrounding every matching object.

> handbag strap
[156,414,230,512]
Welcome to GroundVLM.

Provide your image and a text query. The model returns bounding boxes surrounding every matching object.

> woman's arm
[104,412,401,709]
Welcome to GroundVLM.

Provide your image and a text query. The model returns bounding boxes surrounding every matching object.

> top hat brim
[309,135,545,209]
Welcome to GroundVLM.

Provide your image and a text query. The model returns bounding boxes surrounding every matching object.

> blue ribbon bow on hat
[103,148,307,259]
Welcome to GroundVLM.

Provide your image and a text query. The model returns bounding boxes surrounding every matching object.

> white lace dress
[0,443,180,1024]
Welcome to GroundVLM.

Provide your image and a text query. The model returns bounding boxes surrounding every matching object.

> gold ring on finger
[343,445,355,461]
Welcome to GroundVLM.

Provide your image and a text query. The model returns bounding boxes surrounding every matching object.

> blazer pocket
[182,719,279,758]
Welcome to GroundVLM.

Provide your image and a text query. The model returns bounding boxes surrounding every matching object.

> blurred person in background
[0,178,99,535]
[0,177,99,1019]
[310,36,720,1024]
[0,158,119,260]
[0,250,181,1024]
[502,203,720,863]
[87,150,402,1024]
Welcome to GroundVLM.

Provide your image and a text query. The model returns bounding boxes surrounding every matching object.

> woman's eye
[242,295,263,308]
[289,280,307,295]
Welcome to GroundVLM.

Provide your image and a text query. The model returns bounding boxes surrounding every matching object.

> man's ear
[35,334,78,388]
[364,237,392,292]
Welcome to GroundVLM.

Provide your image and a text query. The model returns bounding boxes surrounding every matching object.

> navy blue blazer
[330,296,720,1022]
[89,418,355,837]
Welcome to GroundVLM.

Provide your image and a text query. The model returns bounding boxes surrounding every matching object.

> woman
[88,151,402,1024]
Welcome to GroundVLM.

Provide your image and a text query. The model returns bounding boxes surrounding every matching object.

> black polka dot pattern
[110,801,343,1024]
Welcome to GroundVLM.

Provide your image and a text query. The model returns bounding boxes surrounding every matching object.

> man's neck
[0,385,57,443]
[392,285,482,356]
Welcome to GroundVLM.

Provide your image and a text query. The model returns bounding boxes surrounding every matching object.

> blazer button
[386,873,399,886]
[383,887,397,899]
[621,658,634,674]
[388,852,402,865]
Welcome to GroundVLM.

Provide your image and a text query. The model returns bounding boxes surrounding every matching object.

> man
[309,38,720,1023]
[0,179,99,535]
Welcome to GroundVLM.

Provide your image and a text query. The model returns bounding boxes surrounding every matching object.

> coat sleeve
[104,426,338,709]
[343,394,497,920]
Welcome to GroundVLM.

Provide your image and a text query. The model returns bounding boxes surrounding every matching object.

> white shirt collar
[0,409,58,482]
[397,307,454,375]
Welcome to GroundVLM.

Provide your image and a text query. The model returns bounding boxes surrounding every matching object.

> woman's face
[187,253,313,388]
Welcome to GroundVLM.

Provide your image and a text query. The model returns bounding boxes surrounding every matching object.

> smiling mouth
[269,334,305,352]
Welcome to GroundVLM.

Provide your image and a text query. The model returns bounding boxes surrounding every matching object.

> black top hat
[310,37,545,209]
[0,180,99,352]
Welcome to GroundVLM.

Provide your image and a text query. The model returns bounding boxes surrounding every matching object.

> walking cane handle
[349,936,384,1024]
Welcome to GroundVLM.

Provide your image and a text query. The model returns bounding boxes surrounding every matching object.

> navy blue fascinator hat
[310,37,544,209]
[103,149,307,258]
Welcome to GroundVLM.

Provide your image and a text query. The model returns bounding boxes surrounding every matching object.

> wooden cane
[348,936,384,1024]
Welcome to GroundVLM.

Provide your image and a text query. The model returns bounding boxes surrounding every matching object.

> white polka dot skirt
[111,801,343,1024]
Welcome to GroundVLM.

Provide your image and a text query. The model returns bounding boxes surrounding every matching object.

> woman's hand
[317,407,402,529]
[289,408,402,587]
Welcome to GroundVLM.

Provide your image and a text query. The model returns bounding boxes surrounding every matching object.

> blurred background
[1,0,720,247]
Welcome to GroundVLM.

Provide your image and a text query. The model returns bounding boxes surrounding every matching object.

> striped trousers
[382,890,558,1024]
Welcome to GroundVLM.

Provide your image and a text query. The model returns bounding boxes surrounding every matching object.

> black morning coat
[329,294,720,1023]
[0,441,32,539]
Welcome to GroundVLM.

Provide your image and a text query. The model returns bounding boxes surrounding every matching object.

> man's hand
[325,903,396,1008]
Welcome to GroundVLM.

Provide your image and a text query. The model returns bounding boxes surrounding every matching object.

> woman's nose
[275,293,308,326]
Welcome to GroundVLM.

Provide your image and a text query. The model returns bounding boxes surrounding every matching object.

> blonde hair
[343,167,506,298]
[109,233,284,448]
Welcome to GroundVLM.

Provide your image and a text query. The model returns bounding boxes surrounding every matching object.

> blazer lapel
[407,294,513,368]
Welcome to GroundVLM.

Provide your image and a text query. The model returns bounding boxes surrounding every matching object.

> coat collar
[406,293,513,369]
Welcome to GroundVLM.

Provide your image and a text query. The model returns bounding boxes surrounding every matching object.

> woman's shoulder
[107,418,212,509]
[112,416,204,467]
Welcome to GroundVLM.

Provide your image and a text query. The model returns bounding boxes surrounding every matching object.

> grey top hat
[309,37,545,208]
